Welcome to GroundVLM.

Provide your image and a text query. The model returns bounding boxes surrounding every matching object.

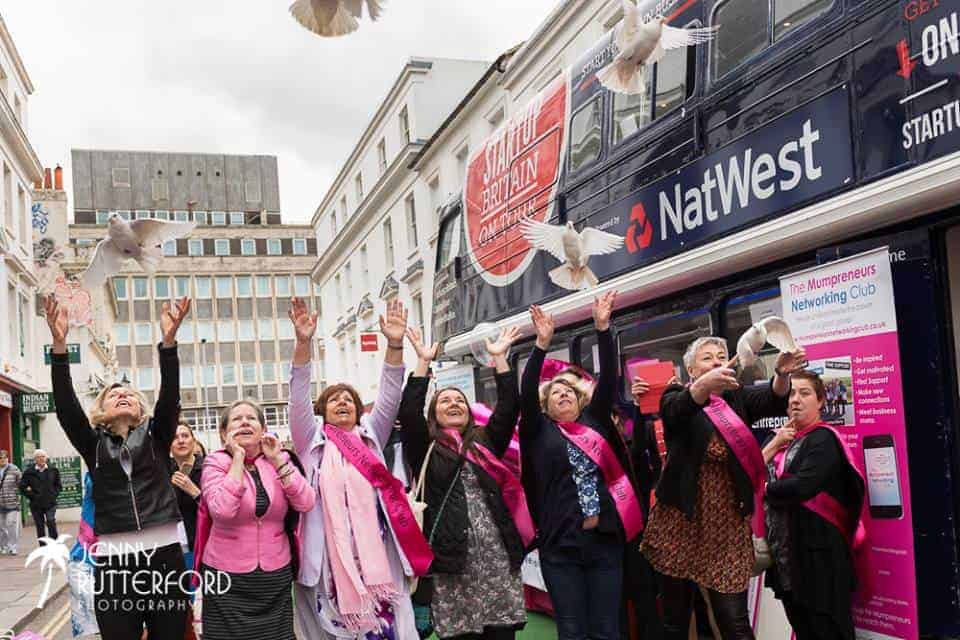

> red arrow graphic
[897,39,917,79]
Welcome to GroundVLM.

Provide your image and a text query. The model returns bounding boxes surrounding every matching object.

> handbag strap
[413,441,437,503]
[427,452,467,545]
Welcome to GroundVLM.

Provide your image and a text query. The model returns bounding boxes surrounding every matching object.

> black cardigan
[765,428,864,639]
[519,329,635,553]
[655,380,788,520]
[169,454,204,551]
[398,370,524,574]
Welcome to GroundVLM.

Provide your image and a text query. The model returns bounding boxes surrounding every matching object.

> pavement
[0,521,74,635]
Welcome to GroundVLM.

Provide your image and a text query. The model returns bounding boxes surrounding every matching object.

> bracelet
[275,460,290,474]
[387,342,403,350]
[278,467,295,479]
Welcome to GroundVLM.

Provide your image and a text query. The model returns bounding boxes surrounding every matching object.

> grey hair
[33,449,48,458]
[683,336,729,370]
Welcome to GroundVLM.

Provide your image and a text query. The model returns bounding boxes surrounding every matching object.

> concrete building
[69,150,321,452]
[0,14,46,466]
[309,57,488,395]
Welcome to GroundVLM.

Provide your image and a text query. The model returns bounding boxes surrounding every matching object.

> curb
[10,580,69,634]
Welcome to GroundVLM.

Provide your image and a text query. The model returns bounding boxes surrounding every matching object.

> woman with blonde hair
[196,398,316,640]
[46,294,192,640]
[287,297,432,639]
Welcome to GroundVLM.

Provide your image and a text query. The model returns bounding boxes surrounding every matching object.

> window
[377,138,388,173]
[344,263,353,300]
[238,319,255,341]
[112,168,131,187]
[428,176,441,214]
[383,218,395,269]
[612,86,651,145]
[258,318,275,339]
[236,276,252,297]
[267,238,281,255]
[229,211,244,225]
[179,321,194,343]
[154,277,170,299]
[180,366,195,387]
[360,244,369,290]
[331,216,338,238]
[569,96,602,172]
[616,309,711,396]
[437,213,463,268]
[133,277,148,299]
[340,196,348,222]
[399,105,410,143]
[293,238,307,255]
[135,210,150,220]
[654,46,690,119]
[117,210,131,221]
[162,240,177,257]
[138,367,154,391]
[405,194,419,250]
[175,276,190,298]
[215,239,230,256]
[96,210,110,224]
[241,238,256,255]
[211,211,226,225]
[334,274,343,306]
[215,276,232,297]
[196,277,212,298]
[279,320,295,340]
[242,363,257,384]
[295,275,311,297]
[197,321,214,342]
[355,173,364,203]
[222,364,237,386]
[256,275,272,297]
[218,320,235,341]
[154,210,170,221]
[202,365,216,386]
[262,362,276,382]
[412,292,424,335]
[174,210,189,222]
[115,324,130,346]
[314,280,323,296]
[188,239,203,256]
[275,275,291,297]
[114,278,128,300]
[135,323,152,345]
[194,211,207,225]
[713,0,829,79]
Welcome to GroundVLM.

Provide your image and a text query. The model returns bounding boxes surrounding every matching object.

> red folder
[626,360,676,415]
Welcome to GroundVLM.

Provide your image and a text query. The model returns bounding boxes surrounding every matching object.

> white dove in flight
[289,0,385,37]
[596,0,719,95]
[736,316,799,368]
[81,214,196,290]
[521,219,624,291]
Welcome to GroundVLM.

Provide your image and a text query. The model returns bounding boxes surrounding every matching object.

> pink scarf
[319,426,398,632]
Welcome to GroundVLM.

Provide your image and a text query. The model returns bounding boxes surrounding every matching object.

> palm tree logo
[25,535,72,609]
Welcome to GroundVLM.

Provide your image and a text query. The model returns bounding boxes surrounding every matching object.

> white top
[94,521,181,557]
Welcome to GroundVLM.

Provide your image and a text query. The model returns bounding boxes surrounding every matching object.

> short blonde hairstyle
[89,383,152,431]
[538,378,590,414]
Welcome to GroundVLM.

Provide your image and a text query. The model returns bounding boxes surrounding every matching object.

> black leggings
[93,543,189,640]
[443,627,516,640]
[658,573,754,640]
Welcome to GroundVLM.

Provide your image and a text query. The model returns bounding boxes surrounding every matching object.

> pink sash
[556,421,644,540]
[774,423,866,552]
[702,395,767,537]
[323,424,434,576]
[440,429,536,547]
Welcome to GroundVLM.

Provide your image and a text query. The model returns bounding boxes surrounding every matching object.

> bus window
[436,212,462,269]
[612,85,651,145]
[476,367,498,408]
[569,96,603,173]
[516,341,572,385]
[618,310,712,399]
[723,288,782,386]
[713,0,833,80]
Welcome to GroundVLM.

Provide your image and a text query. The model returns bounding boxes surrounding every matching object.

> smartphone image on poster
[863,434,903,519]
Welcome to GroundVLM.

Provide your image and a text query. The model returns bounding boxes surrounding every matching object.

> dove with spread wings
[736,316,799,369]
[289,0,385,37]
[81,214,196,290]
[596,0,719,95]
[521,219,624,291]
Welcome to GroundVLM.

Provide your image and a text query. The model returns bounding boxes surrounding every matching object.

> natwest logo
[625,203,654,253]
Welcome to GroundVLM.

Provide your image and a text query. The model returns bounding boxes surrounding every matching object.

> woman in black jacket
[45,295,191,640]
[169,421,203,556]
[520,292,643,640]
[641,335,805,640]
[399,325,526,640]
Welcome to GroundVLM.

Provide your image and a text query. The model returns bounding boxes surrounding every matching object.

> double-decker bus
[431,0,960,637]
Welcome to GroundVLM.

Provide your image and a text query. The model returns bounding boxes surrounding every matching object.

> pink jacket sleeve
[277,453,316,513]
[201,453,246,521]
[288,363,317,457]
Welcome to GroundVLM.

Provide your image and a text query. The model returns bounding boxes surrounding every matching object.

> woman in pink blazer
[200,399,316,640]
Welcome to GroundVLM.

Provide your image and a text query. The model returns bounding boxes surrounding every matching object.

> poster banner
[780,247,918,640]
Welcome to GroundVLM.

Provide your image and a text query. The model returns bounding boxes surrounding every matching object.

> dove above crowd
[37,283,866,640]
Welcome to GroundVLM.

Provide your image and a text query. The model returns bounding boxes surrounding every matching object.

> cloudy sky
[3,0,558,224]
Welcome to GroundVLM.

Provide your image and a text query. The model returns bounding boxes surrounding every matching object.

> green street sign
[20,392,55,415]
[44,343,80,364]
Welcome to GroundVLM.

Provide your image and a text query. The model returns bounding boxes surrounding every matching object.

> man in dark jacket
[19,449,61,544]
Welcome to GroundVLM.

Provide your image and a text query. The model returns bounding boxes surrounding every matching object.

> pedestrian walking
[0,449,22,554]
[19,449,61,544]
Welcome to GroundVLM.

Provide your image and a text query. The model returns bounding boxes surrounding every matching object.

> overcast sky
[3,0,558,224]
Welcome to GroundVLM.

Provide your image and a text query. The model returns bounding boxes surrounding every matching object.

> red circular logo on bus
[463,75,569,286]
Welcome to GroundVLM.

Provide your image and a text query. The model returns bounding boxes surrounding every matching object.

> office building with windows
[69,150,321,450]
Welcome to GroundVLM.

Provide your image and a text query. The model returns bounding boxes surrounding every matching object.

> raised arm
[45,296,97,467]
[367,299,408,448]
[287,297,320,456]
[483,327,522,457]
[586,292,618,419]
[261,435,316,513]
[520,306,553,440]
[398,327,438,472]
[153,297,190,451]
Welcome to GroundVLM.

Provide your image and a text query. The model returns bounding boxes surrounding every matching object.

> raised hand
[171,471,201,499]
[261,433,284,465]
[775,348,808,376]
[289,297,319,344]
[406,327,439,362]
[43,295,69,350]
[592,290,617,331]
[379,298,408,346]
[631,376,650,405]
[160,297,192,347]
[529,305,555,350]
[485,326,520,357]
